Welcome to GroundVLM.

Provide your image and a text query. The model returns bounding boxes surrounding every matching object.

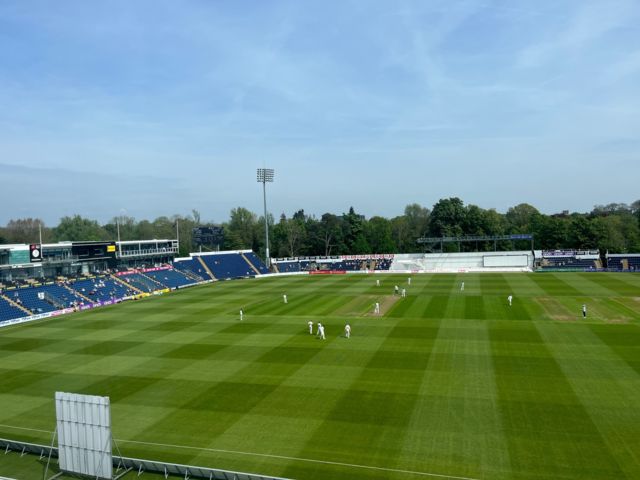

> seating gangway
[111,274,144,294]
[241,253,261,275]
[196,257,216,280]
[0,293,32,316]
[64,284,92,303]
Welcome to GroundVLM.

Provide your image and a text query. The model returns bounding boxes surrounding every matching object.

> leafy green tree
[404,203,430,250]
[531,215,568,250]
[316,213,344,256]
[4,218,50,243]
[342,207,369,254]
[53,215,107,241]
[428,197,466,238]
[225,207,259,250]
[151,216,176,240]
[567,215,604,250]
[366,216,395,253]
[505,203,541,234]
[274,210,307,257]
[136,220,155,240]
[390,215,411,252]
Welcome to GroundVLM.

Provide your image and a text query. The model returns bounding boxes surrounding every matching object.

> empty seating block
[173,259,212,281]
[244,252,270,274]
[199,254,255,280]
[145,269,196,289]
[0,297,26,322]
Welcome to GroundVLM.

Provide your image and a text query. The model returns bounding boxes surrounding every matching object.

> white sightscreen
[55,392,112,479]
[483,255,529,267]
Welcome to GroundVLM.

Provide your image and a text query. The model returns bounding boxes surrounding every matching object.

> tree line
[1,199,639,258]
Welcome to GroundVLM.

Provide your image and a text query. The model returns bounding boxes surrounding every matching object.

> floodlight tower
[257,168,274,267]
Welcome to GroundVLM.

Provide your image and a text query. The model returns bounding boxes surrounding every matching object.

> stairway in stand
[0,293,32,315]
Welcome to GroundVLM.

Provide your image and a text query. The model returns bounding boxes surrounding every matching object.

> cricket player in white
[376,279,380,287]
[582,304,587,318]
[401,288,406,298]
[239,308,244,321]
[407,277,411,285]
[319,324,326,340]
[374,302,380,314]
[308,320,313,334]
[283,294,288,304]
[345,323,351,338]
[394,285,399,295]
[461,282,465,291]
[507,295,513,306]
[316,322,322,335]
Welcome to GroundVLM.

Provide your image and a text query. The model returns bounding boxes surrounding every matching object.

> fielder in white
[308,320,313,334]
[401,288,406,298]
[344,323,351,338]
[376,279,380,287]
[319,324,326,340]
[316,322,322,335]
[507,295,513,306]
[283,294,288,304]
[239,308,244,321]
[460,281,465,291]
[374,302,380,314]
[407,277,411,285]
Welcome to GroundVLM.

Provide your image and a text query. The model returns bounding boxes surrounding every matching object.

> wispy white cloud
[516,0,640,68]
[0,0,639,221]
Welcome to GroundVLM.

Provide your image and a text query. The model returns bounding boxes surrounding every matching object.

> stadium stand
[244,252,270,274]
[117,273,158,293]
[173,258,213,281]
[198,253,255,279]
[144,268,196,289]
[175,251,269,280]
[7,283,87,313]
[539,250,600,270]
[271,255,394,272]
[69,276,134,301]
[0,295,28,321]
[390,251,535,272]
[606,254,640,271]
[273,260,301,273]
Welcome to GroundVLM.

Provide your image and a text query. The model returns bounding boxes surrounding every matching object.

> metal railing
[0,438,293,480]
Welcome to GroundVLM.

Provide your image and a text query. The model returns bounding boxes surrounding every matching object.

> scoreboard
[193,226,224,248]
[71,241,117,261]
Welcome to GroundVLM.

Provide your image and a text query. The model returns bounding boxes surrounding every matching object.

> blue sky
[1,0,639,225]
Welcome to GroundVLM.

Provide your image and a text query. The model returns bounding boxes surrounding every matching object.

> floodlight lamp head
[257,168,275,183]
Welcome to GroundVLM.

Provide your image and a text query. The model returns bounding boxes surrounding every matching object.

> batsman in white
[344,323,351,338]
[507,295,513,306]
[283,294,288,304]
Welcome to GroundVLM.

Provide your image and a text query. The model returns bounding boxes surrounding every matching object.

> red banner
[309,270,347,275]
[116,266,171,276]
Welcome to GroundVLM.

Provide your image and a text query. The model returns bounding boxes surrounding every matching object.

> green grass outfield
[1,272,639,480]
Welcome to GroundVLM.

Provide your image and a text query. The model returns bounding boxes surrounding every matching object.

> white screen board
[55,392,112,479]
[483,255,529,267]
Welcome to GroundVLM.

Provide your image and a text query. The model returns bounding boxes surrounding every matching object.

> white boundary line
[118,438,481,480]
[0,426,481,480]
[0,424,51,434]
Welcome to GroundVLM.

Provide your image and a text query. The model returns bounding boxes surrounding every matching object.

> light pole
[257,168,274,267]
